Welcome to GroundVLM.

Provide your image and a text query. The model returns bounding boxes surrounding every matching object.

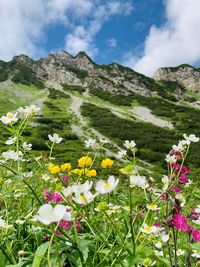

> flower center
[103,183,112,189]
[144,226,152,232]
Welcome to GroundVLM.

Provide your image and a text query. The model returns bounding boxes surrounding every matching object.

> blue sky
[0,0,200,76]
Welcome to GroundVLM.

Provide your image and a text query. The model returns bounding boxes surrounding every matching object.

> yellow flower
[71,168,81,175]
[78,156,93,168]
[87,169,97,177]
[50,165,60,174]
[61,163,72,172]
[101,158,113,169]
[79,168,89,176]
[48,163,54,171]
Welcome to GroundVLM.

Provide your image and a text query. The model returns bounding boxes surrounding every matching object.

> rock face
[154,64,200,93]
[1,51,200,99]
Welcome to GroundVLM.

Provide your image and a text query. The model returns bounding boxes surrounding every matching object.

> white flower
[5,136,17,145]
[165,154,176,164]
[22,171,33,178]
[95,176,119,194]
[154,250,163,257]
[155,241,162,249]
[185,179,192,187]
[161,234,169,243]
[147,204,160,211]
[117,149,127,158]
[183,133,199,143]
[99,138,109,144]
[62,185,76,197]
[130,175,148,189]
[48,133,62,144]
[192,218,200,225]
[192,250,200,258]
[2,150,23,161]
[41,174,51,181]
[75,181,93,194]
[22,142,32,151]
[175,193,186,207]
[84,138,96,148]
[0,217,12,229]
[162,175,169,191]
[72,191,95,205]
[176,249,185,256]
[195,205,200,214]
[0,112,18,124]
[18,105,40,117]
[33,204,71,225]
[123,140,136,150]
[140,224,158,234]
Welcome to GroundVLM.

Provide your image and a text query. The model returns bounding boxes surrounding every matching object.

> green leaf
[31,242,49,267]
[0,250,5,267]
[78,239,91,262]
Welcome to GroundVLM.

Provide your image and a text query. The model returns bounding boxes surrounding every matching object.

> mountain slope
[0,51,200,177]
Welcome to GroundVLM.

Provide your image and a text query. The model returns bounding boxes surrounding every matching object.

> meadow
[0,106,200,267]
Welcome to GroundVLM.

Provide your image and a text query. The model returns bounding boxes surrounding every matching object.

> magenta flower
[171,187,181,193]
[192,228,200,242]
[59,220,71,230]
[172,213,189,231]
[50,192,63,203]
[62,175,69,182]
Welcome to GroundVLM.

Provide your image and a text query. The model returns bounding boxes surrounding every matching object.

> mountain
[0,51,200,178]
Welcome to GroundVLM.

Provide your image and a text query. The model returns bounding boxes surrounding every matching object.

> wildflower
[2,150,23,161]
[33,204,72,225]
[162,175,169,191]
[62,185,76,197]
[101,158,113,169]
[59,220,71,230]
[172,213,189,231]
[71,168,81,175]
[123,140,136,150]
[183,133,199,143]
[18,105,40,117]
[48,133,62,144]
[75,181,93,194]
[177,249,185,256]
[155,241,162,249]
[192,228,200,242]
[165,154,176,164]
[22,142,32,151]
[95,202,109,212]
[147,204,160,211]
[99,138,109,144]
[62,175,69,182]
[78,156,93,168]
[0,217,12,229]
[192,250,200,258]
[170,187,181,193]
[84,138,96,148]
[140,224,158,234]
[195,205,200,214]
[95,176,119,194]
[154,250,163,257]
[0,112,18,124]
[117,149,127,158]
[49,165,60,174]
[61,163,72,172]
[5,136,16,145]
[87,169,97,177]
[175,193,186,207]
[41,174,51,181]
[130,175,148,189]
[72,191,95,205]
[50,192,63,203]
[161,234,169,243]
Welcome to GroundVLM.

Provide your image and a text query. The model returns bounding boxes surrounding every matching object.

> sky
[0,0,200,77]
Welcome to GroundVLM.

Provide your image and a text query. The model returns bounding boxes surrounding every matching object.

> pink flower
[62,175,69,182]
[59,220,71,230]
[43,189,52,202]
[172,213,189,231]
[189,209,199,220]
[171,187,181,193]
[192,228,200,242]
[50,192,63,203]
[161,193,167,201]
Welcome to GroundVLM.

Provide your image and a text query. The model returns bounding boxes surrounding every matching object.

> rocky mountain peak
[154,64,200,92]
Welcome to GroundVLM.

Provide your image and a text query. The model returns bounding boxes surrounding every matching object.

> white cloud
[123,0,200,77]
[0,0,133,61]
[65,1,133,57]
[107,38,117,47]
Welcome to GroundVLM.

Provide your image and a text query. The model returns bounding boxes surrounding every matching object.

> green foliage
[63,64,88,79]
[62,84,85,93]
[89,86,133,106]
